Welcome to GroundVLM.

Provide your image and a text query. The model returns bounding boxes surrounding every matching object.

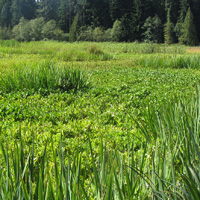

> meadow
[0,41,200,199]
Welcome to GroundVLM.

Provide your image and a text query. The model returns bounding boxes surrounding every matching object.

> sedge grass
[0,61,90,94]
[135,54,200,69]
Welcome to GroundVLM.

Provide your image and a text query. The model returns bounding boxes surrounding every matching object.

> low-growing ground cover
[0,41,200,199]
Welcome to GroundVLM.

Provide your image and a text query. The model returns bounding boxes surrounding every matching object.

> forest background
[0,0,199,45]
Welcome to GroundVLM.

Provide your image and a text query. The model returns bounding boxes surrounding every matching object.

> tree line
[0,0,199,45]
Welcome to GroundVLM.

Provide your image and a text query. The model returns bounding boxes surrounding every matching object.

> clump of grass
[56,45,113,61]
[137,85,200,199]
[87,44,104,55]
[135,54,200,69]
[0,62,90,94]
[0,39,20,47]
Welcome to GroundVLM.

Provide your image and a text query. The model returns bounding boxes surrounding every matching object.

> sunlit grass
[0,41,200,199]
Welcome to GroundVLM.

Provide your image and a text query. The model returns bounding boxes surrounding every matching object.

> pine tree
[179,8,198,46]
[37,0,58,21]
[174,0,189,39]
[164,8,174,44]
[69,14,79,42]
[11,0,22,27]
[0,0,12,27]
[142,15,163,43]
[57,0,69,32]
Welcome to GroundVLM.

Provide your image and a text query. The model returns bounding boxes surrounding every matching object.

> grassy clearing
[0,41,200,199]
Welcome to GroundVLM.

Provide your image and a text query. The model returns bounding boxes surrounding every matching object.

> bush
[77,26,94,41]
[29,17,45,41]
[12,17,31,41]
[41,20,57,40]
[87,44,104,55]
[104,28,112,41]
[0,27,12,40]
[111,20,122,42]
[93,27,104,42]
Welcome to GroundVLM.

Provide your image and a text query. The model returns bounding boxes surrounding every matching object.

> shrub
[77,26,94,41]
[12,17,31,41]
[87,44,104,55]
[41,20,57,40]
[111,20,122,42]
[93,27,104,42]
[29,17,45,41]
[0,27,12,40]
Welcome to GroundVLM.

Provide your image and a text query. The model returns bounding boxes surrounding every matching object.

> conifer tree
[174,0,189,39]
[0,0,11,27]
[164,8,174,44]
[179,8,198,46]
[69,15,79,42]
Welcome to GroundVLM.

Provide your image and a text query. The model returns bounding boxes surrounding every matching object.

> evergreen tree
[20,0,36,20]
[57,0,69,32]
[11,0,22,27]
[69,14,79,42]
[174,0,189,39]
[191,0,200,41]
[0,0,12,27]
[179,7,198,46]
[37,0,58,21]
[164,8,174,44]
[109,0,121,22]
[142,15,163,43]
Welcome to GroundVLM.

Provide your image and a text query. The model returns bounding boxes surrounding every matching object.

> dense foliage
[1,41,200,198]
[0,0,200,44]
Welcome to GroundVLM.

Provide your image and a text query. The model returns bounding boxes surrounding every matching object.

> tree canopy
[0,0,199,44]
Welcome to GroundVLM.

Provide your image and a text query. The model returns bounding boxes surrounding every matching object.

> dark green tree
[69,14,79,42]
[0,0,12,27]
[142,15,163,43]
[174,0,189,39]
[109,0,121,22]
[179,7,198,46]
[37,0,58,21]
[191,0,200,41]
[11,0,22,27]
[57,0,69,32]
[164,8,174,44]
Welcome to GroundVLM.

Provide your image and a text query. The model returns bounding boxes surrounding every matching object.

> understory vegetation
[0,41,200,199]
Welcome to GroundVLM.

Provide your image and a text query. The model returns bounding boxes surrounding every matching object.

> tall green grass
[0,62,90,94]
[0,39,20,47]
[137,86,200,199]
[98,42,186,54]
[135,54,200,69]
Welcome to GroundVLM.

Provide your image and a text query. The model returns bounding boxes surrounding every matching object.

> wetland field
[0,41,200,199]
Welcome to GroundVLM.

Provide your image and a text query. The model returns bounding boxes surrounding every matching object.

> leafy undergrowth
[1,87,200,199]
